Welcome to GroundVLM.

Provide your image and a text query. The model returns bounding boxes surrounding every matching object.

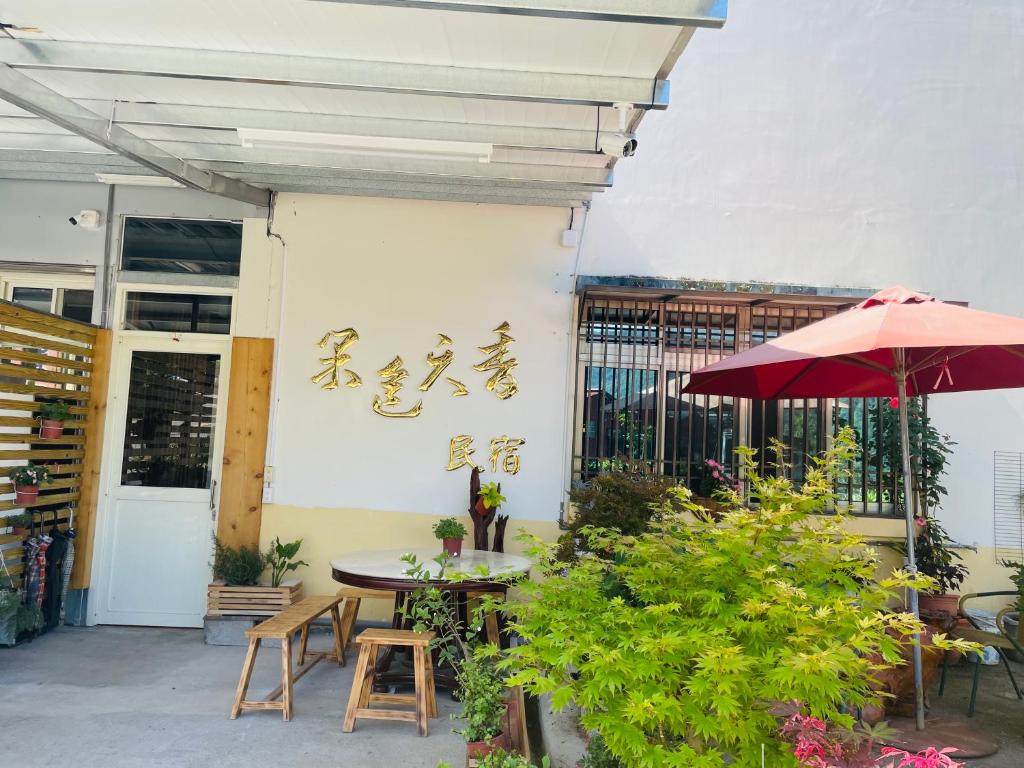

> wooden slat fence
[0,299,108,590]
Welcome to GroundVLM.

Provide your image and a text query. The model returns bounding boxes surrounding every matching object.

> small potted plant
[38,400,70,439]
[474,481,507,517]
[433,517,468,557]
[5,513,32,537]
[1000,559,1023,647]
[458,656,510,759]
[10,463,50,506]
[207,537,306,617]
[913,516,969,616]
[265,537,309,587]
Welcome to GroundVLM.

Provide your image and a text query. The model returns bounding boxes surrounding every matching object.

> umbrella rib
[906,346,978,377]
[839,354,893,374]
[999,345,1024,361]
[769,359,819,399]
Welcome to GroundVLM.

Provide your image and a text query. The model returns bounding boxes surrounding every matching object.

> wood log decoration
[491,515,508,554]
[469,467,493,551]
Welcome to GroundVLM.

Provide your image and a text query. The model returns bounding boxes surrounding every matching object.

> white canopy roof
[0,1,725,208]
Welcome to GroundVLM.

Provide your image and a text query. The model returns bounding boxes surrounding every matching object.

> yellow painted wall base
[261,505,1018,620]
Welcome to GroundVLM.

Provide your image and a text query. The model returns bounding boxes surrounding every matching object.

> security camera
[69,210,102,229]
[598,134,638,158]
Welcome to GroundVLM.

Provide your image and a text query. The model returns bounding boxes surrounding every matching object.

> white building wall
[580,0,1024,553]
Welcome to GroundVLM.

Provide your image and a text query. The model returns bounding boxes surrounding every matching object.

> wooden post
[71,328,112,589]
[217,337,274,550]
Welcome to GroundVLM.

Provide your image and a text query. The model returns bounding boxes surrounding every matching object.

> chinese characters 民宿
[311,324,515,414]
[446,434,525,475]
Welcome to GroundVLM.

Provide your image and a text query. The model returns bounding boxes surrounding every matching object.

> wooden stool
[230,595,346,721]
[336,586,399,647]
[343,628,437,736]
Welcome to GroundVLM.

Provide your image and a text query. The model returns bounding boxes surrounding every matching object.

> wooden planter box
[207,580,303,617]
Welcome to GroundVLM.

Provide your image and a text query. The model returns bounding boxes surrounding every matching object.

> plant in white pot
[10,463,50,507]
[433,517,468,558]
[38,400,70,439]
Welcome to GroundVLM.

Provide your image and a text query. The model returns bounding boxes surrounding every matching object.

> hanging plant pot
[14,485,38,506]
[39,419,65,439]
[442,537,463,558]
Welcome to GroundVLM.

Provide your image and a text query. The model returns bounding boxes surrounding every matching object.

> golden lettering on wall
[311,328,361,391]
[447,434,480,471]
[473,321,519,400]
[419,333,454,392]
[448,434,525,474]
[489,435,526,475]
[371,356,424,418]
[311,323,517,407]
[446,377,469,397]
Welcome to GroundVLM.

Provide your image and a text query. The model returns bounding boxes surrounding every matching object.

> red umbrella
[685,285,1024,730]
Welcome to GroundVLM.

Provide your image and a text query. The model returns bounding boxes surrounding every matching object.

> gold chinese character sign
[372,356,423,418]
[473,321,519,400]
[311,328,361,390]
[447,434,525,474]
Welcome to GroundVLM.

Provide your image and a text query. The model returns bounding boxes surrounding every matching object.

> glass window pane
[124,292,231,334]
[121,217,242,276]
[11,287,53,314]
[121,351,220,489]
[60,289,94,323]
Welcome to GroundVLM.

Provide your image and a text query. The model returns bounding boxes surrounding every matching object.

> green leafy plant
[39,400,70,422]
[1002,560,1024,613]
[10,463,50,488]
[437,754,549,768]
[265,537,308,588]
[581,734,622,768]
[213,538,266,586]
[0,589,41,636]
[501,430,975,768]
[479,482,507,511]
[909,516,969,596]
[558,473,676,561]
[433,517,468,540]
[870,397,955,516]
[5,513,32,531]
[457,654,508,744]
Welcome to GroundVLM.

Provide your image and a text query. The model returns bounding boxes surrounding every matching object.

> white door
[92,335,230,627]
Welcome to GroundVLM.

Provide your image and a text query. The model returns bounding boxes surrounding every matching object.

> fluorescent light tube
[95,173,185,188]
[236,128,493,164]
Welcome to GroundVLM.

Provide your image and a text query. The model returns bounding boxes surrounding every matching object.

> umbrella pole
[896,365,926,731]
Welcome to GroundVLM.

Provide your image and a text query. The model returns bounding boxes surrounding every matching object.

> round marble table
[330,547,531,592]
[331,547,531,691]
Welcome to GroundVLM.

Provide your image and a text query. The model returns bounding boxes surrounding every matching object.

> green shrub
[581,734,621,768]
[10,463,50,488]
[456,655,507,743]
[557,473,676,560]
[1003,560,1024,613]
[265,537,308,588]
[213,538,266,586]
[503,430,971,768]
[433,517,468,540]
[480,482,507,510]
[39,400,70,422]
[5,513,32,530]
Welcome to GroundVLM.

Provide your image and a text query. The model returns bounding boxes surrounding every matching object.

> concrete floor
[0,627,1021,768]
[0,626,465,768]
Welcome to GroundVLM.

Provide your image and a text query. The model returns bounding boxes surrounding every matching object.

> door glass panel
[121,351,220,489]
[11,286,54,313]
[60,289,94,323]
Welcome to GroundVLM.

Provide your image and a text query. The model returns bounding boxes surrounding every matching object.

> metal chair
[937,591,1024,716]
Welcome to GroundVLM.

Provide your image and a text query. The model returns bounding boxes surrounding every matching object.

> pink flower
[915,517,926,527]
[889,396,900,409]
[712,471,721,480]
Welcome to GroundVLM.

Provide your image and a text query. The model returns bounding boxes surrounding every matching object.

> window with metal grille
[571,292,901,516]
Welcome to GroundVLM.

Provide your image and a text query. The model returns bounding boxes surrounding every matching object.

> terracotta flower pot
[466,731,509,759]
[442,537,464,557]
[918,593,961,617]
[14,485,38,506]
[39,419,65,439]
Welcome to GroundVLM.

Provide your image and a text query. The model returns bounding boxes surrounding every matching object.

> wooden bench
[230,594,346,721]
[343,628,437,736]
[336,586,399,647]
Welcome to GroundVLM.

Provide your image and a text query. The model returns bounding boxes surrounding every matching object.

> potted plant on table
[475,481,506,517]
[913,516,969,617]
[433,517,468,558]
[38,400,70,439]
[10,463,50,506]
